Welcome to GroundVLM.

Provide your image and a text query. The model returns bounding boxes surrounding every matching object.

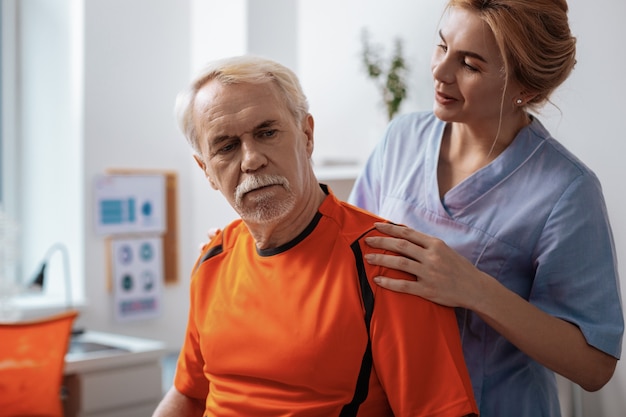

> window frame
[1,0,19,218]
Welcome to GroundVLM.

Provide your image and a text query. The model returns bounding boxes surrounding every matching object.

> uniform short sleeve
[532,173,623,357]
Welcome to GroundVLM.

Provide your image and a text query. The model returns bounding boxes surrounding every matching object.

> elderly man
[152,55,477,417]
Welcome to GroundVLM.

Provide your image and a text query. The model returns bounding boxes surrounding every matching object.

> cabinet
[63,331,166,417]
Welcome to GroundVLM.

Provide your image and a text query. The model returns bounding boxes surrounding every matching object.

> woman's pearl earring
[516,98,523,105]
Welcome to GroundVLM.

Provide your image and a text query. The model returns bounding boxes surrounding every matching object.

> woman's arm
[152,387,205,417]
[364,222,618,392]
[473,269,617,391]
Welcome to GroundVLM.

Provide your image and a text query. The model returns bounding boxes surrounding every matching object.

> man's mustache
[234,175,290,203]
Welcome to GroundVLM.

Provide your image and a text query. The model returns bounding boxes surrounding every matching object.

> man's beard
[234,174,296,224]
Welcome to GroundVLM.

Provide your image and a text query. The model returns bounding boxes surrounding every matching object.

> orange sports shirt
[174,185,478,417]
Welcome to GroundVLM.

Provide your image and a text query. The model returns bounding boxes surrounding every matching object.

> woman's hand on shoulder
[364,222,485,309]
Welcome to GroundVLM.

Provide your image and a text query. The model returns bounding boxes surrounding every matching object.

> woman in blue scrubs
[349,1,624,416]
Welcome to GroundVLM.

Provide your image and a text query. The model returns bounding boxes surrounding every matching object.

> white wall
[299,0,446,166]
[79,0,192,346]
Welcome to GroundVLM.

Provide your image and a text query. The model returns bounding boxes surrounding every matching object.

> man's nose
[240,140,267,173]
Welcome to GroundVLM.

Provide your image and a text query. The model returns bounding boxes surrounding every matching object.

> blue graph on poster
[94,174,165,236]
[100,198,136,225]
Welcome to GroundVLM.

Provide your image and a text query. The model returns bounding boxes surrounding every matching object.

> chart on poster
[110,236,163,322]
[94,174,166,236]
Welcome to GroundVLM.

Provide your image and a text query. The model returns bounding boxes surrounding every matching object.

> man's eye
[258,129,277,139]
[218,142,237,154]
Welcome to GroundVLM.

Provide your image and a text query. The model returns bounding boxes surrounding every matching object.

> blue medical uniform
[349,111,624,417]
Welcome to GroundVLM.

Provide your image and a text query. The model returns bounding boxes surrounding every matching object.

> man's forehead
[195,81,286,120]
[196,79,280,106]
[199,106,284,138]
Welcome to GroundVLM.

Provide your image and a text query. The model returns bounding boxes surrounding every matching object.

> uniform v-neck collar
[426,117,548,218]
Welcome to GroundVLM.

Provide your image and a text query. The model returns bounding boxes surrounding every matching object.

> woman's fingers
[364,235,419,259]
[364,251,420,276]
[367,221,437,259]
[373,275,422,296]
[200,227,222,251]
[373,222,428,244]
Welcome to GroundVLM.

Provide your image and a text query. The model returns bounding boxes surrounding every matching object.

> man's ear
[193,153,206,171]
[193,154,218,190]
[302,114,315,156]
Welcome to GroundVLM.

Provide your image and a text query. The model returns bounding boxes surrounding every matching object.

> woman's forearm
[472,270,617,391]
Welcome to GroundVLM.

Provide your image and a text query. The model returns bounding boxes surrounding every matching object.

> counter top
[64,330,166,375]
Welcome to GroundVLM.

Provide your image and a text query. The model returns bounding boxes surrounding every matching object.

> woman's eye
[463,61,479,72]
[437,43,448,53]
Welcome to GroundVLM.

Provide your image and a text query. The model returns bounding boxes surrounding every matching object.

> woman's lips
[435,90,457,105]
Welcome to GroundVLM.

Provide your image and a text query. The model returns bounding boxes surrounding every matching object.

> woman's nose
[431,53,455,85]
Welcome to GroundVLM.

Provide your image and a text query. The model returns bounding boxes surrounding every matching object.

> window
[1,0,84,312]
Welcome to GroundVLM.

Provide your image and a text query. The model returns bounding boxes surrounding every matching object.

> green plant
[360,29,409,121]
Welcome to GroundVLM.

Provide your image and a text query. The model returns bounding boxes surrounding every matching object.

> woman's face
[430,7,521,127]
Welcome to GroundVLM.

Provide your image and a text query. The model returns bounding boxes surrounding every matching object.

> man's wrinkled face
[192,80,314,224]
